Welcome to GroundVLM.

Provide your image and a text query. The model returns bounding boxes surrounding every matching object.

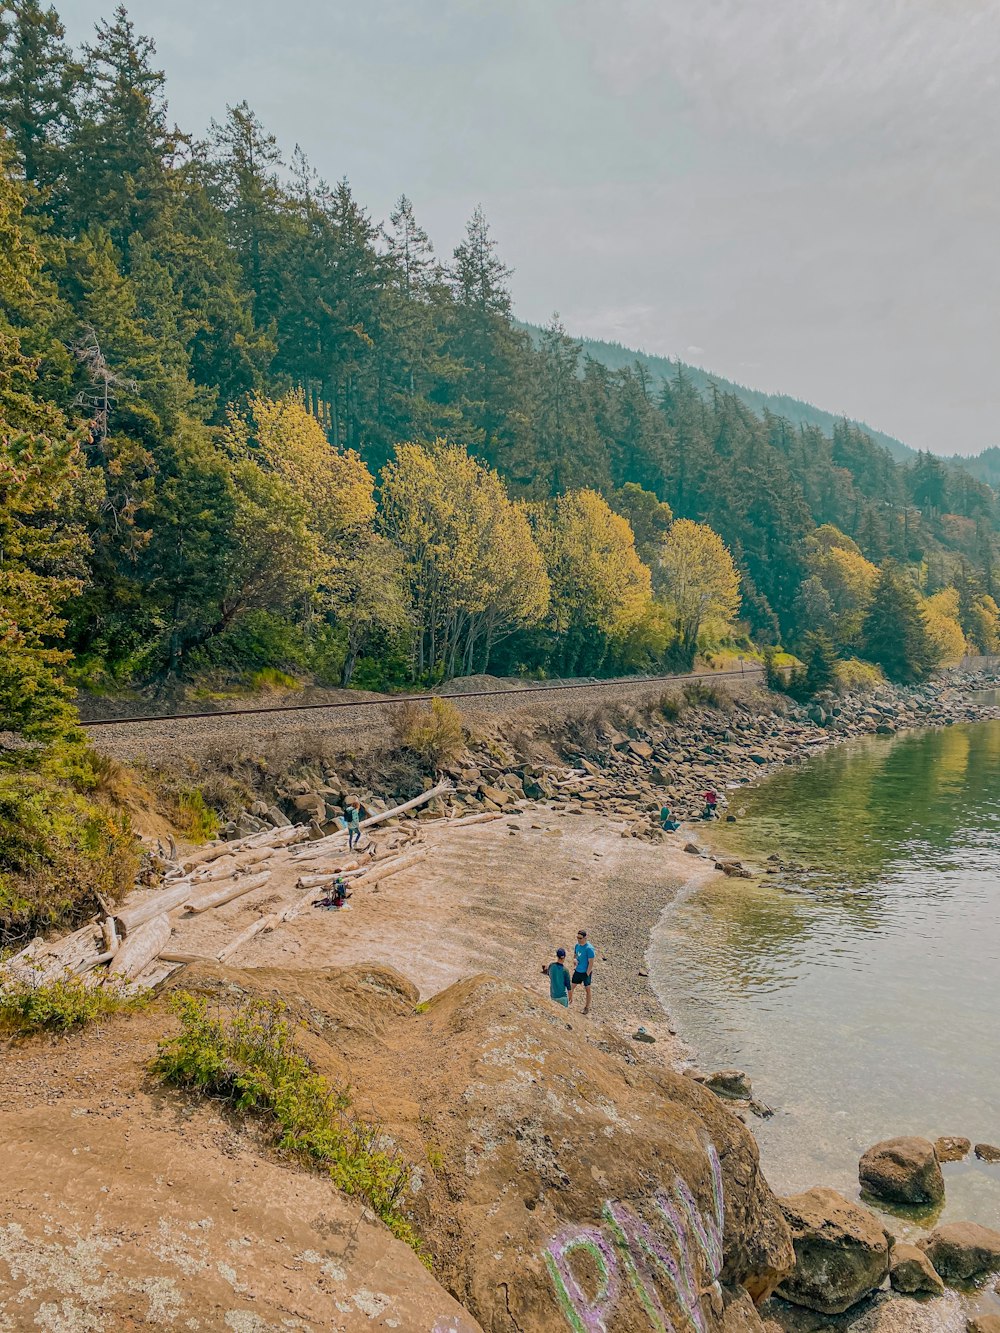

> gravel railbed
[87,671,764,763]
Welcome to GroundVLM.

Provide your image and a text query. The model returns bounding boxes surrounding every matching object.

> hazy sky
[58,0,1000,455]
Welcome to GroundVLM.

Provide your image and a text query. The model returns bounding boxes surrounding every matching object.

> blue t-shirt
[548,963,571,1000]
[574,941,595,975]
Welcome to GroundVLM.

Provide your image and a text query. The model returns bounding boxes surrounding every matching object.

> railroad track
[80,664,766,728]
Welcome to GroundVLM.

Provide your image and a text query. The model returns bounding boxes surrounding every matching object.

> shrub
[0,761,138,948]
[396,698,464,769]
[683,680,725,710]
[154,993,423,1256]
[834,658,885,695]
[658,692,683,721]
[0,973,149,1034]
[174,788,219,842]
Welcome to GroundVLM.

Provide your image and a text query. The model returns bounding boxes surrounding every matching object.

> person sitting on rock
[660,805,681,832]
[542,948,572,1008]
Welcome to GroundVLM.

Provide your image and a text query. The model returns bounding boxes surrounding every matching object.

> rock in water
[704,1069,754,1099]
[889,1242,945,1295]
[975,1143,1000,1163]
[919,1222,1000,1281]
[968,1317,1000,1333]
[777,1187,891,1314]
[935,1135,972,1163]
[859,1136,945,1206]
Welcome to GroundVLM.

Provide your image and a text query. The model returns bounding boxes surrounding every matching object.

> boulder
[935,1136,972,1163]
[859,1137,945,1206]
[628,739,654,759]
[975,1143,1000,1163]
[777,1187,891,1314]
[479,784,512,807]
[889,1242,945,1295]
[704,1070,753,1100]
[919,1222,1000,1281]
[265,805,291,828]
[968,1318,1000,1333]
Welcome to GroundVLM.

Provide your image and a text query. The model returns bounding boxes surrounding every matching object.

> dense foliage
[0,0,997,719]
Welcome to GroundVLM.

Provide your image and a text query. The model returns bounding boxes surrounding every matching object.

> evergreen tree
[0,0,78,188]
[861,564,939,683]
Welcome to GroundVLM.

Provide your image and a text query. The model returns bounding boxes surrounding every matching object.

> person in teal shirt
[572,930,596,1014]
[543,948,572,1007]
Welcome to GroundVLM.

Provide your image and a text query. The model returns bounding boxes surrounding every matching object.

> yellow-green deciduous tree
[658,518,741,659]
[535,488,652,674]
[922,588,967,667]
[380,440,549,678]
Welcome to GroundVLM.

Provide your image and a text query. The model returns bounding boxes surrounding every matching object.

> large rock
[182,964,795,1332]
[889,1242,945,1295]
[859,1137,945,1206]
[777,1187,891,1314]
[919,1222,1000,1281]
[968,1317,1000,1333]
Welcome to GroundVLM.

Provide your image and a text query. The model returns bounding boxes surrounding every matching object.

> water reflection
[651,720,1000,1228]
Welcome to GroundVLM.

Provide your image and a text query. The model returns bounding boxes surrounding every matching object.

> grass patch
[683,680,726,709]
[248,668,301,692]
[834,658,885,695]
[174,788,219,842]
[154,992,424,1258]
[0,973,149,1034]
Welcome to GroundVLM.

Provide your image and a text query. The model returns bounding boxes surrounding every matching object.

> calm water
[651,718,1000,1231]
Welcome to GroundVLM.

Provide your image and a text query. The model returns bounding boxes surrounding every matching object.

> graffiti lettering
[545,1144,725,1333]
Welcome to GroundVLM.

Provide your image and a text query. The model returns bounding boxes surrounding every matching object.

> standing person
[571,930,596,1015]
[542,948,573,1008]
[345,799,362,850]
[702,789,719,820]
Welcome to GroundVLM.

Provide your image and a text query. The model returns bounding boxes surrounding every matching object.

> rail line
[79,664,766,728]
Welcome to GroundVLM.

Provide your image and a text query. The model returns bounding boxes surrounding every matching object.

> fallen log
[182,871,272,915]
[216,913,279,963]
[108,914,171,980]
[291,784,451,857]
[114,879,199,936]
[349,848,427,891]
[450,811,503,827]
[158,950,219,964]
[100,917,119,954]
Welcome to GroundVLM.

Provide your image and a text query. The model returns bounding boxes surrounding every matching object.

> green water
[651,718,1000,1231]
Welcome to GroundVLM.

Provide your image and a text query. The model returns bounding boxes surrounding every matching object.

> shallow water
[650,719,1000,1231]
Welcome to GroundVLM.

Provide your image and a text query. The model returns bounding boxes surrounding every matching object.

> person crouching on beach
[542,948,572,1008]
[571,930,595,1015]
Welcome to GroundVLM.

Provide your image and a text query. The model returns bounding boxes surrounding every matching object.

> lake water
[650,717,1000,1233]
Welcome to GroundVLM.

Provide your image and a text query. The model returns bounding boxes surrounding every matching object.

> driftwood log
[114,879,200,936]
[292,783,451,858]
[108,914,171,980]
[182,871,271,915]
[349,848,427,891]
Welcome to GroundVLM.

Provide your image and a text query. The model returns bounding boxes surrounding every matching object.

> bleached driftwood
[108,914,171,980]
[158,950,219,964]
[114,879,199,936]
[182,871,272,915]
[100,917,119,954]
[449,812,503,827]
[349,848,427,891]
[216,914,278,963]
[291,784,451,857]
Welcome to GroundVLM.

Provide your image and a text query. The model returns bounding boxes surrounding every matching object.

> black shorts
[572,970,592,987]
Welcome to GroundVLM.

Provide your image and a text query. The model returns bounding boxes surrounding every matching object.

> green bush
[174,788,219,843]
[658,692,683,721]
[683,680,724,709]
[154,993,423,1256]
[396,698,464,769]
[0,973,149,1034]
[0,757,139,948]
[248,667,301,692]
[834,658,885,695]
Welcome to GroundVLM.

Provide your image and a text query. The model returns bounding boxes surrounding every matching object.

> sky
[58,0,1000,456]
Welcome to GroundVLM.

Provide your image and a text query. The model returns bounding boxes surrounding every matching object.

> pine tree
[861,564,939,683]
[0,0,78,188]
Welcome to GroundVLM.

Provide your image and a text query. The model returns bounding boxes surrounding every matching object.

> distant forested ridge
[0,0,998,726]
[519,323,918,464]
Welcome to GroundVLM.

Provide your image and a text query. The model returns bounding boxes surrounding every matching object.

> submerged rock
[919,1222,1000,1281]
[704,1069,754,1099]
[777,1187,891,1314]
[859,1137,945,1206]
[935,1136,972,1163]
[889,1242,945,1295]
[974,1143,1000,1163]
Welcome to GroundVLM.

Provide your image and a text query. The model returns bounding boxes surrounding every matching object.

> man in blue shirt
[543,948,572,1008]
[572,930,596,1015]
